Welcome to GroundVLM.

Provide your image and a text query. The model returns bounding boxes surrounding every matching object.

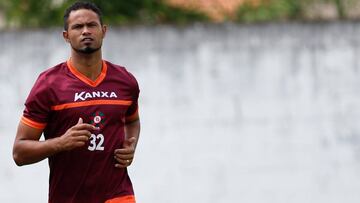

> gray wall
[1,22,360,203]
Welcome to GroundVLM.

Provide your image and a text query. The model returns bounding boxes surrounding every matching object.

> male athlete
[12,2,140,203]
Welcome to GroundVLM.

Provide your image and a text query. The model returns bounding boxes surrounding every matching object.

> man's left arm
[114,119,140,168]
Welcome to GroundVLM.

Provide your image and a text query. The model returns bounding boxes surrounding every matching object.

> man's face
[63,9,106,54]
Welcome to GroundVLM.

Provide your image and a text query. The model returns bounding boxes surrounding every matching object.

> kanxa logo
[89,111,106,128]
[74,91,118,101]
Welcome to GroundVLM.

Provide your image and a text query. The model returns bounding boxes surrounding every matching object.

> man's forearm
[124,119,141,149]
[13,138,62,166]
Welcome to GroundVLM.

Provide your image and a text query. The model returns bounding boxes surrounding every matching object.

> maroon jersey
[21,60,139,203]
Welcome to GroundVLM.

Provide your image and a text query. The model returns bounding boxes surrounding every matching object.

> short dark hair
[63,1,103,31]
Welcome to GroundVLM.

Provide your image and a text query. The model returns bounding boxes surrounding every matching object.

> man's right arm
[13,118,97,166]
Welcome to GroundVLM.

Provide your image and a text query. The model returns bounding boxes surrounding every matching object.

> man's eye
[73,25,82,29]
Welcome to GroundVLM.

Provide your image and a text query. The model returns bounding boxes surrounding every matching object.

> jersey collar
[67,59,107,87]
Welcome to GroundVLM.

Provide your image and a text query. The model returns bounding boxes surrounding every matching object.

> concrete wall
[1,22,360,203]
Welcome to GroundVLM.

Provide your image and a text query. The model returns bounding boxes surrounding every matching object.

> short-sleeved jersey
[21,60,139,203]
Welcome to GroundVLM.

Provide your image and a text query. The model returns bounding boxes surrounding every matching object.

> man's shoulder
[38,61,67,79]
[28,62,67,97]
[105,60,137,81]
[105,60,127,72]
[105,61,139,92]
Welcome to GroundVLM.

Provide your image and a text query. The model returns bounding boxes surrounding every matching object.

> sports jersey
[21,59,139,203]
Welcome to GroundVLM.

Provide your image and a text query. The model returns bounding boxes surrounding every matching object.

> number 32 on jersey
[88,134,104,151]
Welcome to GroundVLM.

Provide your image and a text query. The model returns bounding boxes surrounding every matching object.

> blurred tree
[0,0,63,27]
[91,0,208,24]
[234,0,356,23]
[333,0,345,18]
[1,0,358,28]
[235,0,302,23]
[0,0,208,28]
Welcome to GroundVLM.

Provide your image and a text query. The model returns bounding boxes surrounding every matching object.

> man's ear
[63,30,70,43]
[102,25,107,39]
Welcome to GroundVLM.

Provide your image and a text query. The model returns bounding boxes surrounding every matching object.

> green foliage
[333,0,345,18]
[235,0,302,23]
[234,0,355,23]
[90,0,209,25]
[1,0,64,27]
[1,0,208,28]
[1,0,357,28]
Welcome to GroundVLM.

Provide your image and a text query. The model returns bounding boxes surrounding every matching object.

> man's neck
[70,51,103,81]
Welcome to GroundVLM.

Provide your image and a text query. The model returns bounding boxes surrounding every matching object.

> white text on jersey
[74,91,118,101]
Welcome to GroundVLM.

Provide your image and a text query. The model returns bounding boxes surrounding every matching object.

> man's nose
[82,26,91,35]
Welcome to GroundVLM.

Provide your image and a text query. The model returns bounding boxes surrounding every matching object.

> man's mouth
[81,38,93,42]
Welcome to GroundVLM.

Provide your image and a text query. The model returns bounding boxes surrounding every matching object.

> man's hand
[114,137,137,168]
[58,117,98,151]
[13,117,99,166]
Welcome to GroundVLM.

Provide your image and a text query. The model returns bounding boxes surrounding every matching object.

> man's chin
[73,46,101,54]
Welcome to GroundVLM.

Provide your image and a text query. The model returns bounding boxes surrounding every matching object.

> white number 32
[88,134,105,151]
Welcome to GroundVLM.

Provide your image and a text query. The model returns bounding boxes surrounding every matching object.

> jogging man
[13,2,140,203]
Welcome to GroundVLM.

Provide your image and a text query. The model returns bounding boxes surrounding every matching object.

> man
[12,2,140,203]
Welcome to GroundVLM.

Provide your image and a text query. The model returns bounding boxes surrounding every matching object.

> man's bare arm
[114,119,141,168]
[13,118,97,166]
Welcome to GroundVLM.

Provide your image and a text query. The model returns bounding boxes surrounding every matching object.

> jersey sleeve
[125,72,140,123]
[21,73,52,130]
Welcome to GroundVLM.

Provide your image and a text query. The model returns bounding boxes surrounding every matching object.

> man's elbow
[12,148,26,166]
[13,155,24,166]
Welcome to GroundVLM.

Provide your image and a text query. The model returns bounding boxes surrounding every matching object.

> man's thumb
[124,137,136,148]
[78,117,83,124]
